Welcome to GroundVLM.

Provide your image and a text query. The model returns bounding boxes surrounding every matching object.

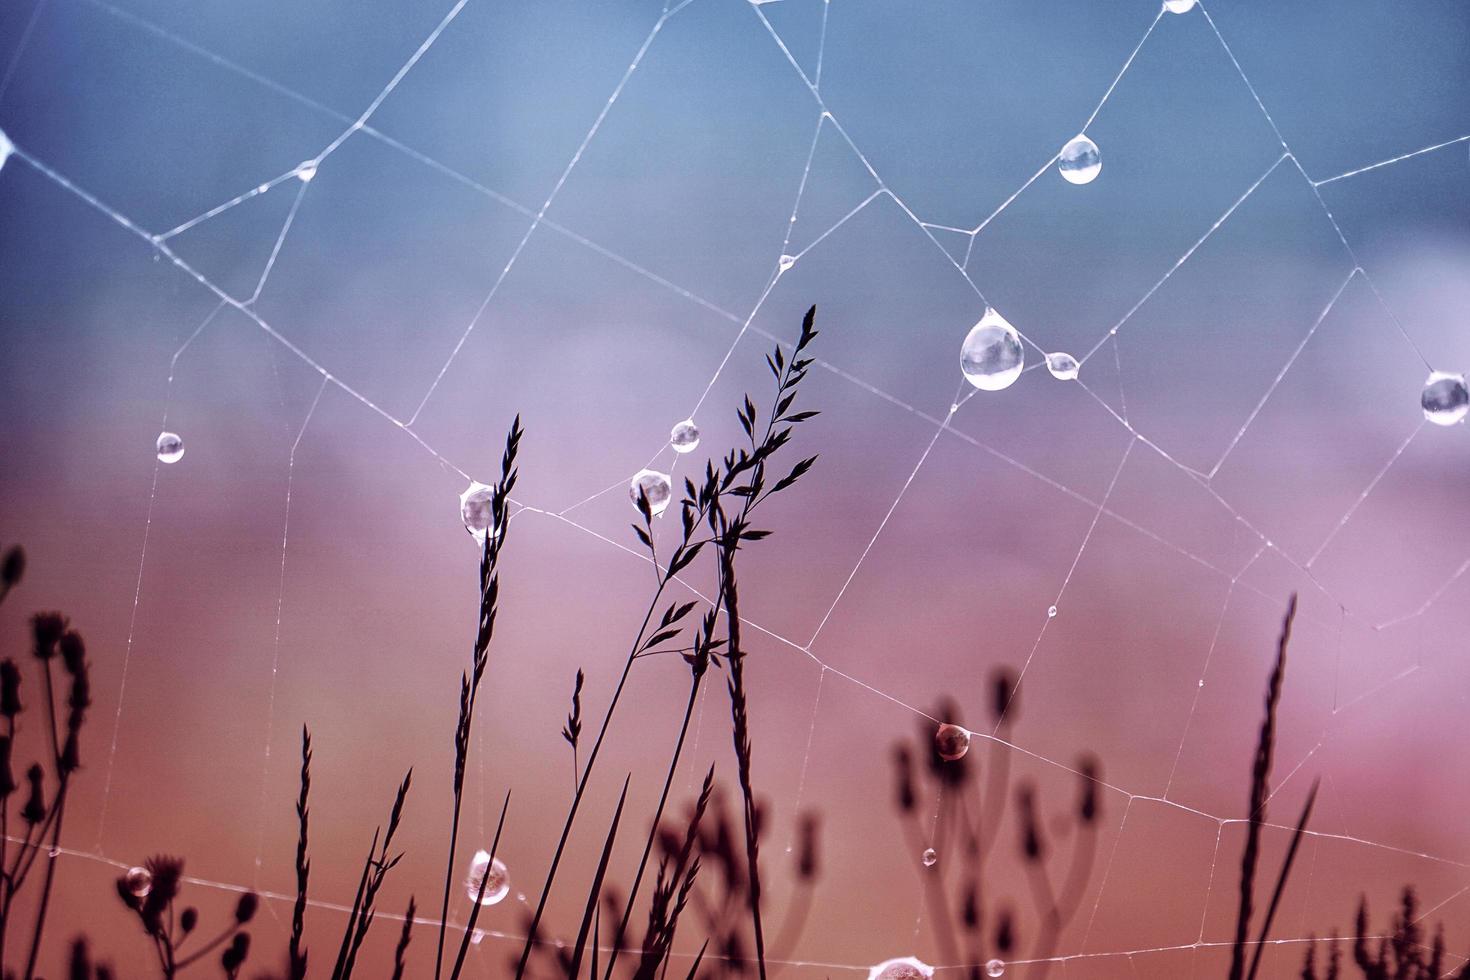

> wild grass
[0,306,1465,978]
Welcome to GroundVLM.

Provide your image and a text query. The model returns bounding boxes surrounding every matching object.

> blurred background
[1,0,1468,976]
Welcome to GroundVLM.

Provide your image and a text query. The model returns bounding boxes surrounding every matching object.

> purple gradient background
[1,0,1468,976]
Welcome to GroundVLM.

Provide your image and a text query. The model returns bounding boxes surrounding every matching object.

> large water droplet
[1059,135,1101,185]
[460,482,498,547]
[465,850,510,905]
[921,847,938,867]
[125,866,153,898]
[778,254,796,272]
[960,309,1024,391]
[1421,372,1468,426]
[1045,352,1079,381]
[670,419,701,454]
[934,723,970,762]
[156,432,185,464]
[0,129,12,173]
[295,161,318,182]
[629,469,673,517]
[1163,0,1196,12]
[868,957,934,980]
[986,960,1007,978]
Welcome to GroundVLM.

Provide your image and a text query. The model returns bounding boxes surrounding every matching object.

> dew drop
[470,929,485,946]
[1045,352,1079,381]
[125,866,153,898]
[934,723,970,762]
[459,482,497,547]
[295,161,319,183]
[986,959,1006,978]
[960,309,1024,391]
[778,254,796,272]
[921,847,938,868]
[256,184,270,195]
[670,418,701,454]
[1047,605,1058,618]
[868,956,934,980]
[629,469,673,517]
[1058,134,1101,185]
[464,850,510,906]
[1163,0,1196,12]
[156,431,185,464]
[1421,371,1468,426]
[47,846,60,859]
[0,129,12,173]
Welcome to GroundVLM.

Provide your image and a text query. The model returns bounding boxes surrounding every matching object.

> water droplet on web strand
[1164,0,1196,11]
[459,482,498,547]
[1421,371,1468,426]
[986,959,1007,978]
[629,469,673,517]
[0,129,13,173]
[295,161,318,183]
[934,723,970,762]
[778,254,796,272]
[1058,135,1101,185]
[470,928,485,946]
[670,418,701,454]
[464,850,510,905]
[960,309,1024,391]
[1045,352,1079,381]
[921,847,938,867]
[156,432,185,464]
[125,866,153,897]
[868,957,934,980]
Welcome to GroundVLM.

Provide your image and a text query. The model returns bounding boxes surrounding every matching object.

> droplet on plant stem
[1045,352,1079,381]
[459,482,497,546]
[126,866,153,897]
[960,309,1024,391]
[156,432,185,464]
[921,847,938,867]
[629,469,672,517]
[464,850,510,906]
[1058,135,1101,185]
[1421,372,1468,426]
[934,723,970,762]
[868,956,934,980]
[986,959,1007,978]
[670,419,701,454]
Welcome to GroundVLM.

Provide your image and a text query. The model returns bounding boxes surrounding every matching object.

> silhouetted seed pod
[22,764,45,823]
[797,812,820,880]
[68,937,90,980]
[61,730,79,773]
[1016,784,1043,863]
[235,892,259,923]
[995,906,1016,954]
[180,907,198,933]
[0,661,19,718]
[0,736,14,798]
[1,546,24,588]
[961,880,979,930]
[31,612,66,660]
[1077,755,1100,825]
[992,669,1016,724]
[893,745,916,813]
[59,631,86,677]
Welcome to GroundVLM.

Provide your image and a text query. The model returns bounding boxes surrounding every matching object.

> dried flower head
[0,735,14,798]
[1,545,23,588]
[59,630,86,676]
[31,612,67,660]
[0,660,19,718]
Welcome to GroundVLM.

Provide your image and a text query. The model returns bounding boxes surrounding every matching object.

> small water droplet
[986,959,1006,978]
[126,866,153,897]
[464,850,510,905]
[1163,0,1196,12]
[921,847,937,867]
[1198,679,1205,688]
[1059,134,1101,185]
[778,254,796,272]
[156,432,185,464]
[0,129,14,172]
[470,928,485,946]
[934,723,970,762]
[256,183,270,195]
[629,469,673,517]
[1421,371,1469,426]
[1045,352,1079,381]
[868,957,934,980]
[670,418,701,454]
[1047,605,1058,618]
[459,482,498,547]
[295,161,318,182]
[960,309,1024,391]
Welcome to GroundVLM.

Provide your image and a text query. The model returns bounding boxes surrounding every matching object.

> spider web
[0,0,1468,976]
